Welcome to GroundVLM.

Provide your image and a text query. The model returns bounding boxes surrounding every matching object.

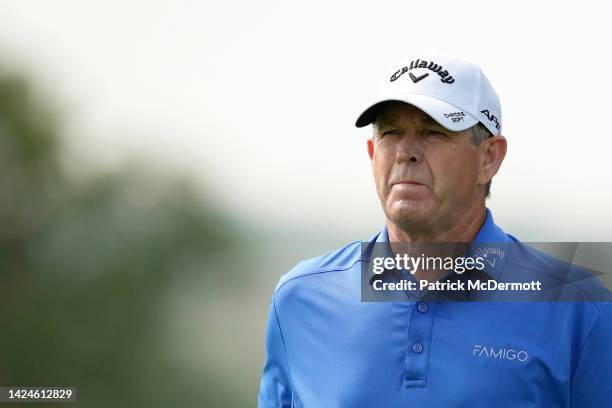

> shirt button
[417,302,428,313]
[412,342,424,354]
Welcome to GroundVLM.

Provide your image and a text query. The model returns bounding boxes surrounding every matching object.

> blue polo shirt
[258,210,612,407]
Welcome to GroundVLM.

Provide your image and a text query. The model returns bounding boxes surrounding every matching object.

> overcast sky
[1,0,611,241]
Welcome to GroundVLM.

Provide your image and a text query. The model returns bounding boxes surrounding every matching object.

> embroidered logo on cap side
[444,111,466,123]
[481,109,500,131]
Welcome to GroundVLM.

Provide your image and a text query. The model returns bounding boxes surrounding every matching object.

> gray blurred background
[0,1,611,407]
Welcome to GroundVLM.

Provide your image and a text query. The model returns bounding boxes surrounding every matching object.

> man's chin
[385,203,434,229]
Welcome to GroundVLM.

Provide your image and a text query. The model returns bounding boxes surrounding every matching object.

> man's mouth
[392,180,423,186]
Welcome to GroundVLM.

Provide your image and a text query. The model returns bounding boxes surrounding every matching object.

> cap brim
[354,93,478,132]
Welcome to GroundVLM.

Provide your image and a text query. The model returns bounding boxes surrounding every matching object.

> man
[258,52,611,407]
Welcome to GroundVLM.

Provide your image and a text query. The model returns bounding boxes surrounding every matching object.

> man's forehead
[375,102,439,127]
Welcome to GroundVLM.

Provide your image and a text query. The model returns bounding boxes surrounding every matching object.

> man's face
[368,102,484,232]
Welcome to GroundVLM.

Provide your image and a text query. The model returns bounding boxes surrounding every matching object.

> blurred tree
[0,71,250,407]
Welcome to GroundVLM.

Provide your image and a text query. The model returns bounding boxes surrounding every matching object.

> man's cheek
[373,167,387,200]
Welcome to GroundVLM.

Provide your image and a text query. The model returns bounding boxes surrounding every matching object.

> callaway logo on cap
[355,51,502,135]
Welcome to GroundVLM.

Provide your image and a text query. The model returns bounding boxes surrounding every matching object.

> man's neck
[386,203,487,244]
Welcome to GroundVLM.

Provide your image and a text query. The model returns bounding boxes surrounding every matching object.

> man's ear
[367,138,375,160]
[478,135,507,186]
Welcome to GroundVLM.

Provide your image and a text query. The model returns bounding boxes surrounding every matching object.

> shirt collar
[467,208,512,282]
[374,208,509,245]
[366,208,512,296]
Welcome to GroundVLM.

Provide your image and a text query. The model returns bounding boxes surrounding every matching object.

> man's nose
[395,133,423,164]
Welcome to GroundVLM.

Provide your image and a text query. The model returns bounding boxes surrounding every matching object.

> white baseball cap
[355,51,502,135]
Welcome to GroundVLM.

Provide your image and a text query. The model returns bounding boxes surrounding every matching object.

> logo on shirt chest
[472,344,529,362]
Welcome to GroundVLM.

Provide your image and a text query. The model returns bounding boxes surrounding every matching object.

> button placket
[403,300,435,388]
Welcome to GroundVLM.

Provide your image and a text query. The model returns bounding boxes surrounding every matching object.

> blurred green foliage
[0,72,251,407]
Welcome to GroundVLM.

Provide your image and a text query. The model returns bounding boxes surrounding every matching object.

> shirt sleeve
[258,295,293,408]
[570,302,612,408]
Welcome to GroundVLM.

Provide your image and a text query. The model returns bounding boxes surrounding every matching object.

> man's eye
[424,129,448,137]
[381,130,402,137]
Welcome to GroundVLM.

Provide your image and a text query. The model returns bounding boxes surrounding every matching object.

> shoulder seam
[275,258,364,294]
